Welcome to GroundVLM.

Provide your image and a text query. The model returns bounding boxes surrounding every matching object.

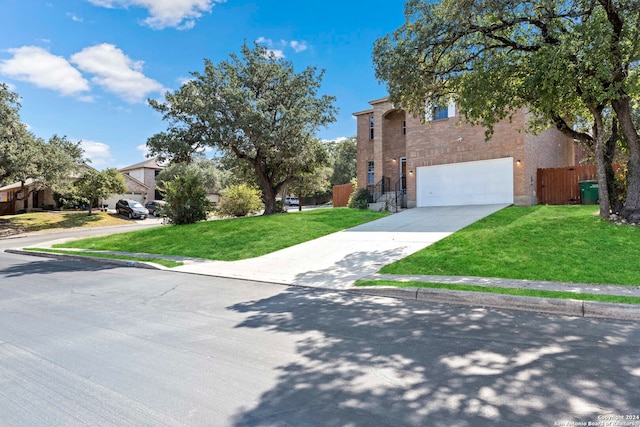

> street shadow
[0,257,120,278]
[228,288,640,426]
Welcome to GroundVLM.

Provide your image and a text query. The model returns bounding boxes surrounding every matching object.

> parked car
[144,200,167,216]
[116,199,149,219]
[285,196,300,206]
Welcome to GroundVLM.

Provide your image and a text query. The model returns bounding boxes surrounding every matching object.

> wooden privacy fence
[0,200,16,216]
[333,183,355,207]
[537,165,598,205]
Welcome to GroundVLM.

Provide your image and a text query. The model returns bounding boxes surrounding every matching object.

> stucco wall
[143,168,159,198]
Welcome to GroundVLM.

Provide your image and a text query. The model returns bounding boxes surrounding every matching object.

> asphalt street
[1,251,639,426]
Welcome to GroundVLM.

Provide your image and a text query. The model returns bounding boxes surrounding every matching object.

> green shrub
[217,183,263,217]
[163,172,210,225]
[348,188,369,209]
[54,191,87,210]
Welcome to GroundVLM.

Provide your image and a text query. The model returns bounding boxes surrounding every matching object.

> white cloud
[267,49,285,59]
[0,46,90,96]
[290,40,307,53]
[80,139,115,167]
[255,36,309,58]
[71,43,165,103]
[136,143,150,158]
[255,36,272,45]
[87,0,224,30]
[322,136,348,144]
[67,13,84,22]
[176,75,194,86]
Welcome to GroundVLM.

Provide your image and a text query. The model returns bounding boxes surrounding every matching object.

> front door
[32,190,39,209]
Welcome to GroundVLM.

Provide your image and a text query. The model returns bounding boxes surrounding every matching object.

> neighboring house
[353,97,575,209]
[100,173,149,210]
[0,164,96,214]
[0,158,166,215]
[118,158,165,201]
[0,178,57,214]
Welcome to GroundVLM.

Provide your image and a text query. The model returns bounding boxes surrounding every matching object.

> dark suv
[116,199,149,219]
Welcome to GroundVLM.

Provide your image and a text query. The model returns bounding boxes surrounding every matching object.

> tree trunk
[254,162,279,215]
[262,187,278,215]
[605,119,621,213]
[592,111,611,218]
[611,98,640,221]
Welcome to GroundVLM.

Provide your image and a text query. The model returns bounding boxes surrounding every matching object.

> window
[369,116,374,140]
[426,100,455,121]
[367,161,375,185]
[402,120,406,135]
[433,104,449,120]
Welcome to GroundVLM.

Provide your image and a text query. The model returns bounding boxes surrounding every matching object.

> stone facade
[355,97,575,207]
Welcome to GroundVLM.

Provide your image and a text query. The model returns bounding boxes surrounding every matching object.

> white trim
[447,99,456,118]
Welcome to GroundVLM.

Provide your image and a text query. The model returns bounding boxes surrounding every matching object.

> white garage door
[416,158,514,207]
[102,193,145,210]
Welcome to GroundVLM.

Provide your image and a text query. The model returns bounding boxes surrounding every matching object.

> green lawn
[53,208,387,261]
[380,205,640,286]
[1,211,131,232]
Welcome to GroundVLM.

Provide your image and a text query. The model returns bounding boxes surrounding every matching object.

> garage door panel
[102,193,145,210]
[417,158,513,207]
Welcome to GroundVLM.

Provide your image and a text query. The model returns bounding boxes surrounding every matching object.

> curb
[5,249,162,270]
[7,249,640,321]
[348,286,640,321]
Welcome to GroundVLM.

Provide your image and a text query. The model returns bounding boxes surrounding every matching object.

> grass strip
[355,280,640,305]
[23,248,183,268]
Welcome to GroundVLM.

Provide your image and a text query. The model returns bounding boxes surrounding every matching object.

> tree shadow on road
[0,257,121,278]
[227,287,640,426]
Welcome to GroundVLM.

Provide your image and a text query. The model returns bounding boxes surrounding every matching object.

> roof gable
[119,157,165,172]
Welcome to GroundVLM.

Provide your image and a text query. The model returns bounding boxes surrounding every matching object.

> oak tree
[148,43,337,215]
[74,168,126,215]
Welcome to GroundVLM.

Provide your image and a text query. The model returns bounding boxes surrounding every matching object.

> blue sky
[0,0,407,169]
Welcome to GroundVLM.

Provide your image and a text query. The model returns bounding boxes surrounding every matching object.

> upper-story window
[369,116,374,140]
[433,104,449,120]
[402,120,406,135]
[425,100,455,121]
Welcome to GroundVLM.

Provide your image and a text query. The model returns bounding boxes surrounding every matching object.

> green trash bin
[579,180,599,204]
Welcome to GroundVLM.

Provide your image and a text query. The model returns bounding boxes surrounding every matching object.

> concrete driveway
[174,204,509,289]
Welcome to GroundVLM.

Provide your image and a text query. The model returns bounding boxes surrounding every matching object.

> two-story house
[354,97,575,209]
[101,158,164,209]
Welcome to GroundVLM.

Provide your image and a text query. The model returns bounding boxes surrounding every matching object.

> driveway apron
[174,204,509,289]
